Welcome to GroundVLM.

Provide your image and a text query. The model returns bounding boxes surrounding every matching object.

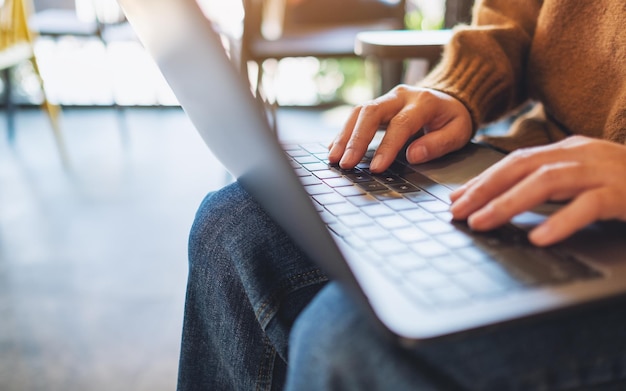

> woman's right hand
[328,85,473,173]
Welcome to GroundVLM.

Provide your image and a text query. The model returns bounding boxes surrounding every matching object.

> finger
[368,104,423,172]
[450,145,583,220]
[466,162,586,231]
[339,96,405,169]
[455,136,593,196]
[449,175,481,203]
[404,117,472,165]
[328,107,361,163]
[529,188,618,246]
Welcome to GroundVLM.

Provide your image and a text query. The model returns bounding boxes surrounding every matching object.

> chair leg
[29,56,70,168]
[3,68,16,142]
[251,60,278,134]
[380,59,404,94]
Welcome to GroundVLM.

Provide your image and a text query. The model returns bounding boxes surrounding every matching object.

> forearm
[419,0,542,131]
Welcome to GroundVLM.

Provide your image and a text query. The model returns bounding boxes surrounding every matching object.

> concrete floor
[0,105,345,391]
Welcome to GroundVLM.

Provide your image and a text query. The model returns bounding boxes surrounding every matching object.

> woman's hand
[450,136,626,246]
[328,85,473,173]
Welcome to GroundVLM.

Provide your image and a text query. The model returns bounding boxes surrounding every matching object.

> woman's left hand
[449,135,626,246]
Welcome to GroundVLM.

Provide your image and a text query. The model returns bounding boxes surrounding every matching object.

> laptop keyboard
[284,143,602,308]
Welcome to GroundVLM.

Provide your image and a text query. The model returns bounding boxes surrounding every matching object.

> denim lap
[178,182,327,391]
[287,282,626,390]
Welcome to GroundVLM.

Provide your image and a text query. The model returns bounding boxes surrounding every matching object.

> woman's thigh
[287,282,626,390]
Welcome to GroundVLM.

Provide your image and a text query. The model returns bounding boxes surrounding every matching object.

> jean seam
[255,269,328,329]
[255,335,276,391]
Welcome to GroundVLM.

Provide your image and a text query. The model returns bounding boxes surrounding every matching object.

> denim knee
[286,283,447,391]
[188,182,251,270]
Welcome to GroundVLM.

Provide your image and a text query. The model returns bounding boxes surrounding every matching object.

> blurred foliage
[405,9,424,30]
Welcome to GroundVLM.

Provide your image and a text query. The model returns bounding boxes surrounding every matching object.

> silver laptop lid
[119,0,370,303]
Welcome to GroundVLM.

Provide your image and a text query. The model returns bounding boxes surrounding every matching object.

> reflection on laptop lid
[120,0,626,344]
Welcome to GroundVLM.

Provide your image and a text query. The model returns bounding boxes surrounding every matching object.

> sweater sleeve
[419,0,542,131]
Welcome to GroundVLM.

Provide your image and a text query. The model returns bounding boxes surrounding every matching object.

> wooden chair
[240,0,407,103]
[0,0,67,165]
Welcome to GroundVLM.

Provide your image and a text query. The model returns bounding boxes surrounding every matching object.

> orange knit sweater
[420,0,626,151]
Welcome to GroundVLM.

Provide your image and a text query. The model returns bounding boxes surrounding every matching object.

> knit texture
[419,0,626,151]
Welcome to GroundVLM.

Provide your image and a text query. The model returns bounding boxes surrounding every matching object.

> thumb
[405,120,472,164]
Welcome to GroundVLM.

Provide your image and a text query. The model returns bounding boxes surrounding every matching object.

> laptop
[119,0,626,345]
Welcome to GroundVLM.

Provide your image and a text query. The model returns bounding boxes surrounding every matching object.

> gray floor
[0,105,345,391]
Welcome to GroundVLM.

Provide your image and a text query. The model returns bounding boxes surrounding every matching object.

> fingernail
[449,198,466,219]
[529,224,552,246]
[408,145,427,164]
[370,154,384,172]
[340,149,356,168]
[449,187,464,203]
[328,147,340,163]
[467,204,493,230]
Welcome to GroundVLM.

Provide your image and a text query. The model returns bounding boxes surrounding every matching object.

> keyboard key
[294,167,310,177]
[294,155,320,164]
[319,210,337,224]
[401,208,435,222]
[300,176,322,186]
[345,171,373,183]
[314,169,341,179]
[328,223,351,237]
[404,191,436,203]
[402,172,452,204]
[353,225,389,240]
[373,173,404,184]
[324,177,354,188]
[370,238,408,255]
[383,198,418,211]
[392,226,428,243]
[325,202,360,216]
[419,200,450,213]
[435,232,473,249]
[389,183,420,193]
[362,204,394,218]
[387,252,429,271]
[304,183,333,195]
[429,254,471,274]
[373,191,403,201]
[411,239,449,258]
[286,149,309,157]
[419,220,454,235]
[376,215,411,230]
[346,194,379,206]
[313,193,345,205]
[301,143,329,154]
[435,212,454,222]
[356,181,388,192]
[343,234,368,251]
[455,246,491,263]
[405,268,448,290]
[302,162,330,172]
[339,213,374,228]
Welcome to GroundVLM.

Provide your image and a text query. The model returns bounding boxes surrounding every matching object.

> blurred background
[0,0,450,390]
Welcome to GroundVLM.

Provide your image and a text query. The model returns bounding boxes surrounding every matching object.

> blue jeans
[178,182,626,390]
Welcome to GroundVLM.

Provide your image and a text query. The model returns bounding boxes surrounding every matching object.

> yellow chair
[0,0,68,166]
